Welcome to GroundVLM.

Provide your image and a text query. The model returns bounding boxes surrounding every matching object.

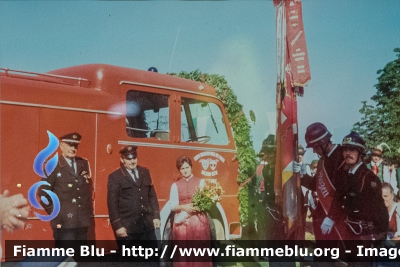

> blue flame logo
[28,131,61,221]
[33,131,59,178]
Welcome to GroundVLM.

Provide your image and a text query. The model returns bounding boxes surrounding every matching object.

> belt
[266,205,281,221]
[344,217,373,235]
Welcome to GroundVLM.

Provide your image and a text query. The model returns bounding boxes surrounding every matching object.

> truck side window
[181,98,228,145]
[126,90,170,140]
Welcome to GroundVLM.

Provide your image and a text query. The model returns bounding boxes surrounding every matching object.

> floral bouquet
[192,179,224,212]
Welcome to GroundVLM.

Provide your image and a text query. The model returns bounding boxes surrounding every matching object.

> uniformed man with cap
[107,145,160,251]
[39,132,94,241]
[322,131,388,240]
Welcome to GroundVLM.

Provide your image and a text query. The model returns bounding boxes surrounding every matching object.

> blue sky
[1,1,399,164]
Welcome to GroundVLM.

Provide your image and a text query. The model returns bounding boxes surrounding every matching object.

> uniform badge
[343,137,352,142]
[68,184,73,187]
[371,181,377,188]
[72,198,76,203]
[73,134,77,139]
[81,170,91,183]
[57,172,61,177]
[67,213,73,218]
[57,224,62,228]
[128,146,132,151]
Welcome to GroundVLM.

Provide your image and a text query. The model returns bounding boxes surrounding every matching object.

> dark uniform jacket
[261,162,286,240]
[263,163,275,205]
[301,145,344,191]
[40,156,94,229]
[300,145,344,240]
[328,163,388,237]
[107,164,160,234]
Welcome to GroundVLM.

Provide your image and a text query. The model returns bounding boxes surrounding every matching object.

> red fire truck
[0,64,241,258]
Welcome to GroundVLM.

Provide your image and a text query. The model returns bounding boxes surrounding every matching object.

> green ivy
[168,70,258,224]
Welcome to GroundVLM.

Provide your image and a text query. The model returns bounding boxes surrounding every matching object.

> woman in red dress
[169,155,212,267]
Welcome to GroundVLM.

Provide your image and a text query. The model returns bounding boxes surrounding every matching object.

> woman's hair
[176,155,192,170]
[382,182,396,202]
[382,182,394,194]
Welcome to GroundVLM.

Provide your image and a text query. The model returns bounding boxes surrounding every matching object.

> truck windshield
[181,98,228,145]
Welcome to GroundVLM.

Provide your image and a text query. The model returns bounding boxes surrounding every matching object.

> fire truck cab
[0,64,241,256]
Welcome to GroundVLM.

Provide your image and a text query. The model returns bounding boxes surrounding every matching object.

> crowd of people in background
[368,148,400,241]
[367,145,400,196]
[252,122,400,246]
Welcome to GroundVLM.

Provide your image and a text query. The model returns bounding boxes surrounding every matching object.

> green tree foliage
[353,48,400,161]
[169,70,258,223]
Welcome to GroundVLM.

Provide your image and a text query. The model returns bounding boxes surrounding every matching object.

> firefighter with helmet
[322,131,388,240]
[296,122,344,240]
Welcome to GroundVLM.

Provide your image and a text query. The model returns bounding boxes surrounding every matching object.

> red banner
[285,0,311,86]
[275,42,301,239]
[275,48,297,192]
[274,0,309,240]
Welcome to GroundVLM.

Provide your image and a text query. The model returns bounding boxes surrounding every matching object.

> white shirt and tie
[64,156,76,174]
[128,168,139,182]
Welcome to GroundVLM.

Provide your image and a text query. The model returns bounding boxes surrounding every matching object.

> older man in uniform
[40,132,94,241]
[107,145,160,251]
[321,131,388,240]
